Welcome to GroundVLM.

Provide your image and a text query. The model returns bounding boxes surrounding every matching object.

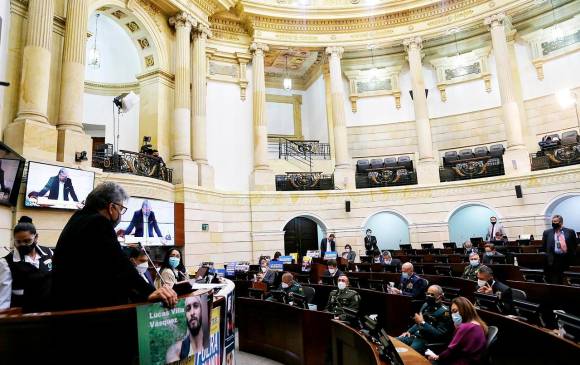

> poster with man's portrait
[137,292,213,365]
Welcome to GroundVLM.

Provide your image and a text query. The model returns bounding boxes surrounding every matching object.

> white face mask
[328,268,336,274]
[477,279,488,287]
[345,248,350,252]
[261,266,268,272]
[136,262,148,275]
[337,282,347,290]
[281,282,289,289]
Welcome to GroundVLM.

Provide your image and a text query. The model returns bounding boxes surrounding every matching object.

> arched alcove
[545,193,580,232]
[363,210,410,251]
[282,214,327,257]
[448,203,498,245]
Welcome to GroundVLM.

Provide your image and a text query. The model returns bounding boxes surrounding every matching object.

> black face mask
[17,242,36,257]
[426,295,438,306]
[491,221,496,225]
[552,223,561,230]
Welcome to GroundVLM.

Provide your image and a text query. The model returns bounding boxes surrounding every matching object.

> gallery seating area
[439,144,506,182]
[531,130,580,171]
[355,155,417,188]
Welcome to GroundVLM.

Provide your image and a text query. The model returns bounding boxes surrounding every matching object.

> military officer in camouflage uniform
[279,272,304,296]
[397,285,454,353]
[325,275,361,321]
[461,252,482,281]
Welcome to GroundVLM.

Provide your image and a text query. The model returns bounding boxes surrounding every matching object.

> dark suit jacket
[124,210,163,238]
[320,238,336,253]
[364,236,378,253]
[38,176,78,202]
[541,227,577,265]
[482,252,505,265]
[51,208,154,310]
[492,280,513,315]
[0,168,5,191]
[380,257,402,267]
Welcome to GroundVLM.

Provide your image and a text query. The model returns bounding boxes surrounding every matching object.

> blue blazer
[125,210,163,238]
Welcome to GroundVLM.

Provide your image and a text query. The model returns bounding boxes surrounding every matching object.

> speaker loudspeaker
[345,200,351,212]
[515,185,523,199]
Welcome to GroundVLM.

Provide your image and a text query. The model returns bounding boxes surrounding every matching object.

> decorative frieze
[344,66,402,112]
[206,48,252,100]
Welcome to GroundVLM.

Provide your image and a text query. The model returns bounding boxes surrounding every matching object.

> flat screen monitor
[378,329,404,365]
[25,162,94,210]
[0,142,25,207]
[291,293,309,309]
[474,292,500,313]
[118,197,174,246]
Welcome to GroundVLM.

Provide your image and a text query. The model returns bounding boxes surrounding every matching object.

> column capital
[193,23,212,39]
[250,42,269,55]
[484,13,506,28]
[325,46,344,58]
[403,36,423,52]
[169,12,196,29]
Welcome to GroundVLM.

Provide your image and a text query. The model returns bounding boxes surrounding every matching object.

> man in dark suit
[541,215,577,284]
[320,233,336,253]
[50,182,176,311]
[123,199,164,241]
[477,265,513,314]
[380,250,402,268]
[37,168,79,201]
[364,229,378,256]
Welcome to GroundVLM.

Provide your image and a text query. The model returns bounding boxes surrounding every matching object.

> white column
[168,12,197,185]
[403,37,439,184]
[4,0,58,160]
[325,46,355,190]
[191,24,214,187]
[56,0,92,164]
[485,14,531,174]
[249,42,274,191]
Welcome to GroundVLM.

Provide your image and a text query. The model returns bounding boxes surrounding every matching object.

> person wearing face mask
[363,229,378,256]
[51,182,177,311]
[541,214,577,284]
[269,273,303,302]
[461,252,481,281]
[476,265,513,314]
[155,248,187,289]
[319,260,344,284]
[426,296,488,364]
[482,243,504,265]
[341,244,356,263]
[0,221,54,312]
[256,258,276,286]
[127,248,154,286]
[485,216,505,242]
[398,285,454,354]
[389,262,427,299]
[379,250,402,268]
[325,275,360,321]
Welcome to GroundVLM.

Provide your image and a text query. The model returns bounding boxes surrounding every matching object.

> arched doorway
[448,203,498,245]
[283,217,320,257]
[545,194,580,232]
[363,210,410,250]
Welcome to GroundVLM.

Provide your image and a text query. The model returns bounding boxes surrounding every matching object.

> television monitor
[0,142,25,207]
[25,161,94,210]
[378,329,404,365]
[118,197,174,246]
[268,290,288,304]
[474,292,500,313]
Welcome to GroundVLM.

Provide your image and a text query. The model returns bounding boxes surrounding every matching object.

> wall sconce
[75,151,88,162]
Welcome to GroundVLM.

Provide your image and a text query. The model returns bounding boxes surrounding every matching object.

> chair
[368,279,385,292]
[485,326,499,364]
[356,159,370,173]
[511,288,527,301]
[302,286,315,304]
[561,130,579,145]
[459,148,474,160]
[370,158,384,169]
[295,273,311,284]
[443,151,459,166]
[490,144,505,157]
[398,155,413,169]
[474,146,489,157]
[384,157,397,168]
[513,300,545,327]
[348,277,361,288]
[399,244,412,250]
[443,242,457,249]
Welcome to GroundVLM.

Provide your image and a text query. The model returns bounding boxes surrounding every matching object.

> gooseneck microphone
[137,242,167,286]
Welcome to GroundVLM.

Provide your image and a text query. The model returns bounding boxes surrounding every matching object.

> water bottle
[513,256,519,267]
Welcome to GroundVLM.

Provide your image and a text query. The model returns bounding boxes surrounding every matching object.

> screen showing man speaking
[118,197,175,246]
[25,162,95,210]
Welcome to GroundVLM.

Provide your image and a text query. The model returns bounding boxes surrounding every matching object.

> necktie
[558,232,568,253]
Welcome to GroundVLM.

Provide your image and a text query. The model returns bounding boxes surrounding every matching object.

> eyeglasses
[112,202,127,215]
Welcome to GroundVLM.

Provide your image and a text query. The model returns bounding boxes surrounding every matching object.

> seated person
[155,248,187,289]
[372,249,382,263]
[268,273,303,302]
[127,247,154,286]
[319,259,344,284]
[463,240,477,254]
[341,244,356,263]
[398,285,454,354]
[325,275,361,321]
[273,251,282,261]
[461,252,481,281]
[0,221,54,312]
[380,250,402,267]
[255,258,276,286]
[389,262,427,299]
[482,243,505,264]
[489,231,508,245]
[427,296,488,364]
[476,265,513,314]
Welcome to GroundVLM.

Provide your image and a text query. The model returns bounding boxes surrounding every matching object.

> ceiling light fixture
[88,14,101,69]
[283,53,292,91]
[549,0,564,40]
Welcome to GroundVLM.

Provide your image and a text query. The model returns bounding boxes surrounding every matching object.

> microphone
[137,242,167,286]
[0,81,9,87]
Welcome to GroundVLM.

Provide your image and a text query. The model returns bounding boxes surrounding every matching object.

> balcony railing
[278,138,331,171]
[275,172,334,191]
[530,142,580,171]
[356,168,418,188]
[92,146,172,183]
[439,155,505,182]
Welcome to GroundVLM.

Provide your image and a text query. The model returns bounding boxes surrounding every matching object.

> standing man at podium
[320,233,336,253]
[122,199,165,243]
[364,229,378,256]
